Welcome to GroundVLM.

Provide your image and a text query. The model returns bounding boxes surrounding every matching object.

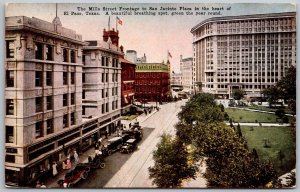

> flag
[168,51,172,58]
[117,16,123,25]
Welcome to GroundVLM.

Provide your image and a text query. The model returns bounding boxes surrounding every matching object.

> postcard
[4,3,296,189]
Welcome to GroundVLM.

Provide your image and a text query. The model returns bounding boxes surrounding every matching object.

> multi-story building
[82,28,122,139]
[170,72,183,92]
[120,49,136,114]
[191,12,296,98]
[5,16,85,186]
[180,55,193,93]
[135,62,170,102]
[126,50,147,63]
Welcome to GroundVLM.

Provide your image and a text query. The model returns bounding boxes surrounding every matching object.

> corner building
[5,16,85,186]
[191,12,296,98]
[135,62,170,102]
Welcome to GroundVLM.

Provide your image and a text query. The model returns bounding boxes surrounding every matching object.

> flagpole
[167,50,169,61]
[108,16,110,30]
[116,16,117,31]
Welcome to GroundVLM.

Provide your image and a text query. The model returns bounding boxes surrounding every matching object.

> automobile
[87,155,105,169]
[106,137,123,155]
[60,163,90,188]
[122,129,143,141]
[120,133,130,143]
[131,121,142,130]
[120,138,137,154]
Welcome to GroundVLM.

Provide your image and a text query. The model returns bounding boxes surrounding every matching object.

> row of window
[6,40,77,63]
[6,94,75,115]
[5,70,76,88]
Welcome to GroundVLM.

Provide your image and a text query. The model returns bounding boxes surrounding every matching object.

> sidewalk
[44,109,158,188]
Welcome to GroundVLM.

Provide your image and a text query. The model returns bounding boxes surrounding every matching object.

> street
[76,100,186,188]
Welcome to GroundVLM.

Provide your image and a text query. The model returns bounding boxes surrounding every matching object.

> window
[6,40,15,58]
[102,89,104,98]
[63,48,69,62]
[35,121,43,138]
[71,72,75,84]
[46,45,53,61]
[35,71,43,87]
[6,70,14,87]
[63,72,68,85]
[82,106,86,115]
[63,94,68,106]
[102,73,105,82]
[35,42,43,60]
[70,50,76,63]
[6,126,14,143]
[70,113,75,125]
[63,114,68,128]
[71,93,75,105]
[112,101,114,110]
[106,73,109,82]
[46,71,52,86]
[36,97,43,112]
[106,103,109,112]
[5,155,15,163]
[82,55,86,65]
[47,119,53,134]
[101,56,105,66]
[106,89,109,97]
[82,73,85,83]
[6,99,14,115]
[102,104,105,114]
[106,57,109,66]
[82,91,85,99]
[46,96,53,110]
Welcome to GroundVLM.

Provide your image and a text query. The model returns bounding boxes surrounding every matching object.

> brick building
[120,56,136,114]
[135,62,170,103]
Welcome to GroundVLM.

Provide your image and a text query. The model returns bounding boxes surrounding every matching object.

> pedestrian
[40,182,46,188]
[98,137,103,146]
[66,158,71,169]
[62,161,66,170]
[129,123,131,128]
[63,182,68,188]
[105,131,108,139]
[35,180,41,188]
[74,150,79,163]
[52,161,58,177]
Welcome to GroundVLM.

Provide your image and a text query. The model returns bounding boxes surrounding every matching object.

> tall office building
[180,55,193,93]
[5,16,85,186]
[82,28,122,142]
[191,12,296,98]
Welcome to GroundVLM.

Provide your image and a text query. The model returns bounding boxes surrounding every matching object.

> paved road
[104,100,187,188]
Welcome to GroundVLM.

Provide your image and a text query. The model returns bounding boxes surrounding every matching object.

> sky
[5,3,296,72]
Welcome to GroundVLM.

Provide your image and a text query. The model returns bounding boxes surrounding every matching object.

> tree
[149,134,198,188]
[262,86,280,107]
[252,148,259,161]
[232,89,245,100]
[236,123,243,138]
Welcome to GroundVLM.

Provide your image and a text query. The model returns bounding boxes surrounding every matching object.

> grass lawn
[242,105,293,114]
[241,126,296,175]
[121,114,139,121]
[225,108,278,123]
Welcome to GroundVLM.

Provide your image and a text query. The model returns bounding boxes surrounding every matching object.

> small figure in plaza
[105,131,108,139]
[98,137,103,146]
[129,123,131,128]
[74,150,79,163]
[52,161,58,177]
[63,182,68,188]
[40,182,46,188]
[66,158,72,169]
[95,143,99,150]
[62,161,66,170]
[35,180,41,188]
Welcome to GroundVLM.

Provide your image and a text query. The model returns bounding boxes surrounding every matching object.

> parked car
[87,155,105,169]
[121,133,130,143]
[106,137,123,155]
[60,163,90,188]
[122,130,143,141]
[120,138,138,154]
[131,122,142,130]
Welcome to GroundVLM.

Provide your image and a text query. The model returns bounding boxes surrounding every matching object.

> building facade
[135,62,170,102]
[82,28,122,141]
[125,50,147,64]
[191,12,296,98]
[180,56,193,93]
[5,16,85,186]
[120,57,136,114]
